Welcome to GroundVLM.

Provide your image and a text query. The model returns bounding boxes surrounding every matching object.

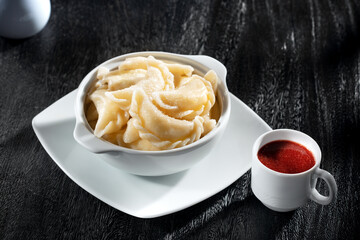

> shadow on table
[232,195,296,239]
[0,37,27,53]
[164,195,294,239]
[135,171,295,239]
[320,17,360,68]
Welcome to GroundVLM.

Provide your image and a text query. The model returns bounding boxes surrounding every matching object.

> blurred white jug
[0,0,51,39]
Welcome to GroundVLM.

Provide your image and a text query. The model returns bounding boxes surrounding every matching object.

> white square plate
[32,90,271,218]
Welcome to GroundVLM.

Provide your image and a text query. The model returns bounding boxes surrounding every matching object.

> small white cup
[251,129,337,212]
[0,0,51,39]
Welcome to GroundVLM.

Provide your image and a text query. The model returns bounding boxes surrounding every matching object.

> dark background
[1,0,360,239]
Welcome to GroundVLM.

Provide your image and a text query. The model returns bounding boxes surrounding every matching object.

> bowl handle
[73,122,117,153]
[188,55,227,82]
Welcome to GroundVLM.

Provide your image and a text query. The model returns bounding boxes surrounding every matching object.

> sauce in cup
[257,140,315,174]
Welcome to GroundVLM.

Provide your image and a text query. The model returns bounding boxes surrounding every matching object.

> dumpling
[119,56,175,90]
[152,74,216,120]
[88,89,129,138]
[105,65,166,111]
[101,69,147,91]
[128,89,205,149]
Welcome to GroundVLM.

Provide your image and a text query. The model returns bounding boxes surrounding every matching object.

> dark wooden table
[1,0,359,239]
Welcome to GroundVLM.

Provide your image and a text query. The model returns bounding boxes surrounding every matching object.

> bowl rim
[74,51,231,155]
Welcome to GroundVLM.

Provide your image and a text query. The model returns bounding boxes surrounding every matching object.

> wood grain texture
[1,0,360,239]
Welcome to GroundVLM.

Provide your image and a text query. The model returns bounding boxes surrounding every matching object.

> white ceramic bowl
[73,52,231,176]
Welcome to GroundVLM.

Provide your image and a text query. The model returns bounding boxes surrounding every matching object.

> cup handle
[309,168,337,205]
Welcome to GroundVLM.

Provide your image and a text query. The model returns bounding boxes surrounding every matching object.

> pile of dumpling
[85,56,219,151]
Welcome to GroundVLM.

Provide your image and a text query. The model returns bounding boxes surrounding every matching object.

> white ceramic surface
[32,90,271,218]
[0,0,51,39]
[251,129,338,212]
[74,52,231,176]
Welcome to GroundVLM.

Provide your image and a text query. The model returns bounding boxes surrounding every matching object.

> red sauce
[257,140,315,174]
